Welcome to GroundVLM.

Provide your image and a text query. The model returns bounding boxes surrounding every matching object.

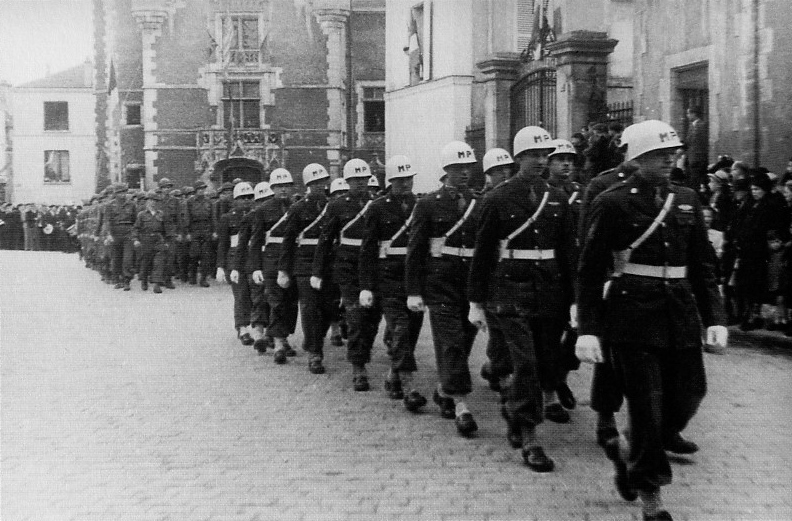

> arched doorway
[511,67,557,139]
[212,157,265,185]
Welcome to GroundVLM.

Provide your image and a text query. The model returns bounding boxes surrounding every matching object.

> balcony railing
[228,49,261,68]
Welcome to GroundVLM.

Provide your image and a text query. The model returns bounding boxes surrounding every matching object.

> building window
[125,104,141,126]
[44,150,70,183]
[223,81,260,129]
[363,87,385,132]
[44,102,69,131]
[221,15,260,67]
[404,4,424,85]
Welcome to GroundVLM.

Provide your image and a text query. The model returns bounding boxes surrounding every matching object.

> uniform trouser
[295,275,336,359]
[176,240,190,279]
[493,311,565,427]
[230,272,252,329]
[381,294,423,373]
[485,308,513,378]
[249,275,270,328]
[612,344,706,492]
[590,350,625,414]
[208,237,218,274]
[188,235,213,278]
[264,272,298,337]
[427,302,478,396]
[110,234,135,281]
[341,283,382,366]
[137,237,166,284]
[161,238,175,279]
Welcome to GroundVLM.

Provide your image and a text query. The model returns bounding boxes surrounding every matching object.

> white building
[385,0,634,193]
[11,61,96,205]
[0,81,11,202]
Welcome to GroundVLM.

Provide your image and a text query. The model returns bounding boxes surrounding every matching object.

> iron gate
[511,67,557,139]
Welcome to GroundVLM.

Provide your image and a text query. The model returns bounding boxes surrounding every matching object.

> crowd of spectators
[0,203,80,252]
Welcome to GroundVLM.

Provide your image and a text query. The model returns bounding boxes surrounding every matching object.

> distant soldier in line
[216,182,256,345]
[313,159,378,391]
[210,182,235,278]
[103,183,138,290]
[468,126,576,472]
[367,174,381,198]
[156,177,180,289]
[576,120,727,521]
[405,141,481,438]
[185,180,214,287]
[249,169,298,355]
[176,186,194,283]
[131,192,172,293]
[233,181,275,351]
[359,155,427,411]
[277,164,334,371]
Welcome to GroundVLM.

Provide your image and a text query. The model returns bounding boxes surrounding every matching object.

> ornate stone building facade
[94,0,385,190]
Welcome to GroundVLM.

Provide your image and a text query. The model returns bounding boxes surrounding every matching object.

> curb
[728,326,792,350]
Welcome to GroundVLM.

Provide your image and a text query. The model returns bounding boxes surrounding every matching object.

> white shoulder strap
[340,200,373,239]
[443,199,477,239]
[297,203,329,242]
[504,190,550,244]
[626,193,675,252]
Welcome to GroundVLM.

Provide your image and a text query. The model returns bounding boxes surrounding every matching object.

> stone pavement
[2,251,791,521]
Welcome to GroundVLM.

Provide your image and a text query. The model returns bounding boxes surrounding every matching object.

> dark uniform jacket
[578,167,629,238]
[278,191,329,278]
[468,175,576,317]
[157,193,181,239]
[186,195,213,237]
[313,191,373,286]
[577,175,726,350]
[359,192,417,294]
[216,206,247,271]
[232,203,262,275]
[405,185,482,305]
[248,197,292,276]
[104,197,138,238]
[132,209,169,243]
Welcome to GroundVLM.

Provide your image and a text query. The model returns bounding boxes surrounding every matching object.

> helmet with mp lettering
[329,178,350,194]
[548,139,577,159]
[440,141,477,169]
[232,181,254,199]
[482,148,514,174]
[367,175,380,188]
[621,120,683,161]
[268,168,294,186]
[342,158,372,180]
[301,163,330,186]
[512,126,554,157]
[254,181,274,200]
[385,155,416,182]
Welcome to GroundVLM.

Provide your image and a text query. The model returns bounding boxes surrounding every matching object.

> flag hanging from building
[107,59,117,95]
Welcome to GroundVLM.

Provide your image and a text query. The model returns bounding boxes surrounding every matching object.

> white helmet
[385,155,416,182]
[368,175,380,188]
[548,139,577,159]
[302,163,330,186]
[342,158,372,180]
[269,168,294,186]
[482,148,514,173]
[513,126,554,157]
[440,141,477,169]
[621,120,683,161]
[329,178,350,194]
[254,181,274,200]
[233,182,254,199]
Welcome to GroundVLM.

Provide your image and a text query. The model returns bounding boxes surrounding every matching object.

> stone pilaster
[476,52,522,151]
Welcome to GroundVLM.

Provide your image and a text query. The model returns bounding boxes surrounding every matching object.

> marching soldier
[312,159,378,391]
[232,181,275,350]
[216,182,256,345]
[131,192,172,293]
[576,120,728,521]
[277,164,335,371]
[102,183,138,290]
[477,148,516,394]
[467,126,576,472]
[249,169,298,356]
[156,178,179,289]
[185,180,214,287]
[405,140,482,437]
[359,155,426,411]
[367,174,381,197]
[176,186,194,283]
[330,178,350,199]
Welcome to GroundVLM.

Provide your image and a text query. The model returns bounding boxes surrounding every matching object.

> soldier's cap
[194,180,208,189]
[158,177,174,188]
[221,182,234,192]
[183,186,196,195]
[114,183,129,193]
[170,188,182,197]
[148,191,165,201]
[231,178,244,184]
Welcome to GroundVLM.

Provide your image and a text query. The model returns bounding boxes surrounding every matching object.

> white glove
[407,295,425,313]
[277,270,291,288]
[310,276,323,290]
[359,290,374,308]
[216,267,226,282]
[252,270,264,285]
[706,325,728,349]
[229,270,240,284]
[575,335,604,364]
[133,240,141,248]
[105,235,115,246]
[467,303,488,332]
[569,304,578,329]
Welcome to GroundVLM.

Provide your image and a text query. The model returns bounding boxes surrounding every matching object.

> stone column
[132,6,168,188]
[546,31,617,139]
[313,1,350,178]
[476,52,522,151]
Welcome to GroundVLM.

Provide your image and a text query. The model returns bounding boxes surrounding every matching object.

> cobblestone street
[2,251,791,521]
